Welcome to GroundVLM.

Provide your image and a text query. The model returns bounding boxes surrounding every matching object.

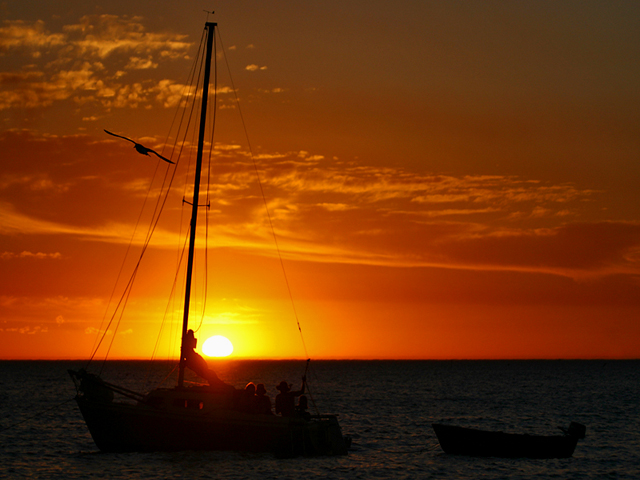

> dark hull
[76,397,347,456]
[75,396,348,456]
[432,424,580,459]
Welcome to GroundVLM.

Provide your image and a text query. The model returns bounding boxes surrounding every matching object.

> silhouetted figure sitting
[255,383,273,415]
[295,395,311,420]
[275,376,305,417]
[183,329,233,391]
[239,382,257,413]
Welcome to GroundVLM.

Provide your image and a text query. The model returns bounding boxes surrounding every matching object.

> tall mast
[178,21,216,388]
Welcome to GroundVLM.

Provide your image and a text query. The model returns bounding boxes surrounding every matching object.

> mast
[178,21,216,388]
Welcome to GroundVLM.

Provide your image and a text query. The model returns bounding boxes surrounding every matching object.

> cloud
[0,201,178,246]
[316,203,354,212]
[154,79,193,108]
[125,56,158,70]
[0,131,634,281]
[197,151,636,278]
[0,15,189,60]
[0,172,70,192]
[1,251,62,260]
[255,155,593,216]
[62,15,190,60]
[443,221,640,276]
[259,87,286,94]
[4,325,48,334]
[0,20,65,52]
[0,62,125,110]
[84,326,132,335]
[0,16,192,111]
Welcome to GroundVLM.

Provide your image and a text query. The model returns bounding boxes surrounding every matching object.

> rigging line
[147,236,189,384]
[302,358,320,416]
[150,203,193,369]
[90,104,186,367]
[182,31,207,335]
[100,267,139,373]
[101,166,176,361]
[150,24,209,365]
[115,26,208,367]
[86,155,164,367]
[0,397,75,434]
[155,361,180,388]
[170,31,207,341]
[160,28,206,164]
[149,231,190,365]
[182,23,214,325]
[95,140,183,372]
[139,147,177,251]
[90,160,174,367]
[164,34,207,358]
[194,30,218,334]
[91,25,206,370]
[216,26,310,359]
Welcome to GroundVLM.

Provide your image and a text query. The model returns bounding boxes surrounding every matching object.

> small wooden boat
[432,422,586,459]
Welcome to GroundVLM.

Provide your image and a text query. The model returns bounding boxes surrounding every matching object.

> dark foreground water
[0,360,638,479]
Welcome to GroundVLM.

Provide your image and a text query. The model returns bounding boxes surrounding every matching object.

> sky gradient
[1,1,640,360]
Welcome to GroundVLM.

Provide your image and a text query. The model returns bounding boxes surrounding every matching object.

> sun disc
[202,335,234,357]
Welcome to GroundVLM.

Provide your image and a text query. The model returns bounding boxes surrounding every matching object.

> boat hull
[432,423,581,459]
[75,394,348,456]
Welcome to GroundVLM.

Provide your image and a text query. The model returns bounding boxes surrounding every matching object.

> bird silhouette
[104,130,175,164]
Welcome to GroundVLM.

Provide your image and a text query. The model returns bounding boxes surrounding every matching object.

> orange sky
[1,1,640,360]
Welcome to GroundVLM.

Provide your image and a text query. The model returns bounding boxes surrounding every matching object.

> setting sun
[202,335,234,357]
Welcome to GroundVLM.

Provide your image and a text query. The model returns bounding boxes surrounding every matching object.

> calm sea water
[0,360,638,479]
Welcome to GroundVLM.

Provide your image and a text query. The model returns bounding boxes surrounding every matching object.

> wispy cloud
[62,15,190,60]
[0,200,177,246]
[2,325,48,334]
[0,131,634,280]
[1,251,61,260]
[0,15,192,111]
[0,20,65,52]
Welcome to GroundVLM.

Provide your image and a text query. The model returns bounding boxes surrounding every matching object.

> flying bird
[104,129,175,164]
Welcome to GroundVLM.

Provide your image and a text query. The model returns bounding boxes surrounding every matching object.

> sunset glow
[1,2,640,361]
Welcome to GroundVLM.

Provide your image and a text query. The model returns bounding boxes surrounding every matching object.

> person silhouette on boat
[255,383,273,415]
[275,376,305,417]
[295,395,311,420]
[239,382,257,413]
[183,329,233,391]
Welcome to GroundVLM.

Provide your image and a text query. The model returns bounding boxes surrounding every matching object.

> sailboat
[68,20,349,457]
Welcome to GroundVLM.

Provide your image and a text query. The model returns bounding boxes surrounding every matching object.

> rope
[0,397,75,434]
[193,27,217,334]
[88,27,207,372]
[150,25,209,368]
[302,358,320,415]
[216,26,310,360]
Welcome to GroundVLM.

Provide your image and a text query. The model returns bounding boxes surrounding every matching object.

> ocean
[1,360,638,479]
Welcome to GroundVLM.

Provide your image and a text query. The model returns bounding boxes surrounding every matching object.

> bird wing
[104,129,136,144]
[149,149,175,165]
[105,129,175,165]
